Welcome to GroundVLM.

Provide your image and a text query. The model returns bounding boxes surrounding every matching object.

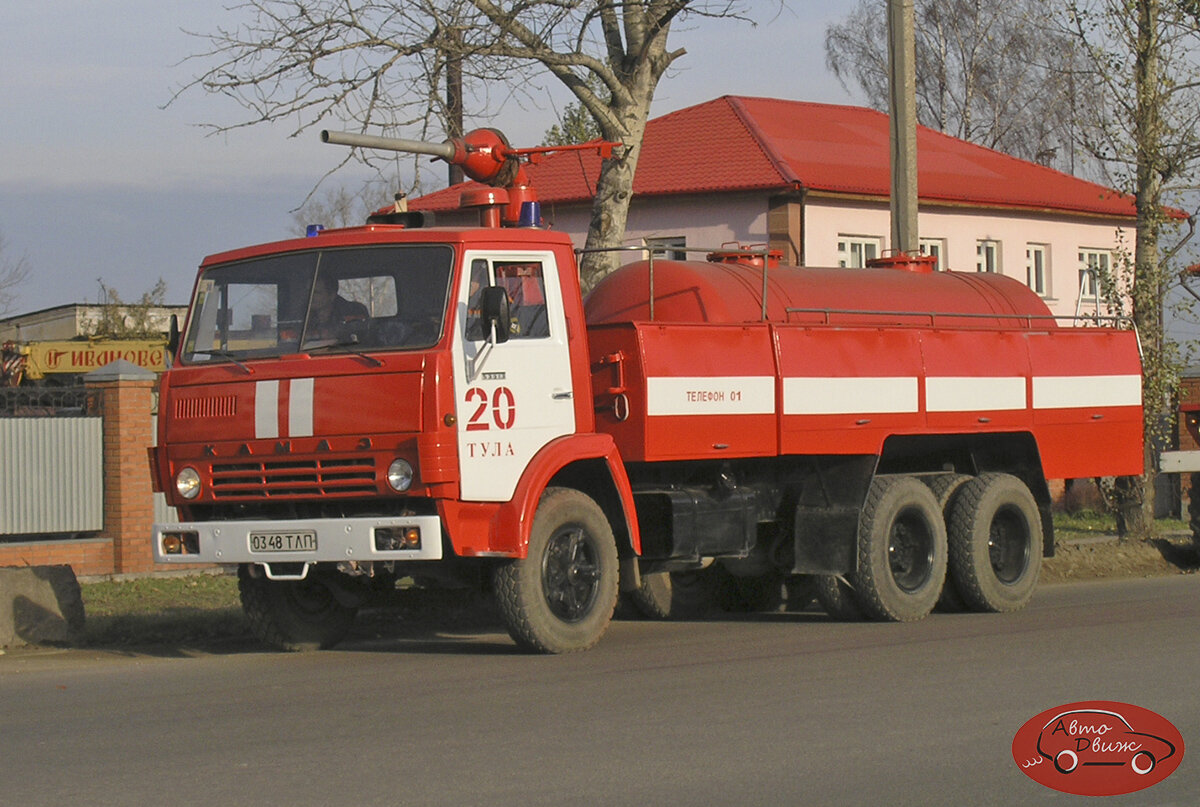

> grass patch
[1052,509,1189,540]
[80,573,248,647]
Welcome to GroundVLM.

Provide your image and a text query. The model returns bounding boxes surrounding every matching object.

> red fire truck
[151,128,1144,653]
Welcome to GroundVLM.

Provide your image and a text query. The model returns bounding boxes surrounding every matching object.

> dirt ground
[1041,533,1200,584]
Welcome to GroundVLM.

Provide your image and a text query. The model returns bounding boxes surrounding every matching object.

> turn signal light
[374,527,421,552]
[161,531,200,555]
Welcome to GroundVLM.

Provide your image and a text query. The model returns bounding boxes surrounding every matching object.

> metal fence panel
[0,417,104,535]
[150,416,178,525]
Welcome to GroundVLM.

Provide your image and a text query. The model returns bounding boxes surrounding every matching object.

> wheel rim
[541,525,601,622]
[988,505,1031,584]
[887,507,935,593]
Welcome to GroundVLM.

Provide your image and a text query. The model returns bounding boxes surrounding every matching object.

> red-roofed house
[413,96,1139,318]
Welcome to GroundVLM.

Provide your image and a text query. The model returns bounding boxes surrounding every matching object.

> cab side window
[464,259,490,341]
[495,261,549,339]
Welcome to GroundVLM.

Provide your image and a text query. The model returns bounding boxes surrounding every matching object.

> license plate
[249,531,317,553]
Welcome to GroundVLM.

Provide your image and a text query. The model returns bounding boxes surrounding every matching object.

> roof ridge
[724,97,802,187]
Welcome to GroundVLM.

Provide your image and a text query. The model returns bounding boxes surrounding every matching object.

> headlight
[386,459,414,491]
[175,467,202,500]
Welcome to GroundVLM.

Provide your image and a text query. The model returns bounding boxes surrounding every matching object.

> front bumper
[153,515,444,568]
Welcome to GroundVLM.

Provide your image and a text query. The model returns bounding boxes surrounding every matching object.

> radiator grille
[210,456,376,498]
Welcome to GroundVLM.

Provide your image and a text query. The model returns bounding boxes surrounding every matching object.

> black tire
[237,565,357,651]
[923,473,972,613]
[947,473,1042,613]
[924,473,972,511]
[492,488,619,653]
[851,475,947,622]
[630,568,715,619]
[814,575,865,620]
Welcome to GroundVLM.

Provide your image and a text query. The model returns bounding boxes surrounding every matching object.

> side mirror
[480,286,511,344]
[167,314,180,359]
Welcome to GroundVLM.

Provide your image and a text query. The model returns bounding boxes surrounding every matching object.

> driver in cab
[306,274,368,342]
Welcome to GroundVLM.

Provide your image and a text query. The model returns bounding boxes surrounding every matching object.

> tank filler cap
[707,242,782,269]
[866,252,937,273]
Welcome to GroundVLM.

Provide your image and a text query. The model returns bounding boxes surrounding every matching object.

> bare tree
[90,279,171,338]
[826,0,1091,172]
[174,1,766,287]
[290,182,386,235]
[1059,0,1200,534]
[0,231,30,316]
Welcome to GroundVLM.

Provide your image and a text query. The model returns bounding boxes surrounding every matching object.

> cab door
[451,250,576,501]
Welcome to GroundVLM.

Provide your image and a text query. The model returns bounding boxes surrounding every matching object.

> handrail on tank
[574,244,1133,330]
[576,243,774,321]
[783,306,1133,330]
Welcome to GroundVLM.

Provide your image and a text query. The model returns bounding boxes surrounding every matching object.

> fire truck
[150,128,1144,653]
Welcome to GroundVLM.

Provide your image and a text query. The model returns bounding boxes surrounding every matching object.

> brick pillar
[84,360,157,574]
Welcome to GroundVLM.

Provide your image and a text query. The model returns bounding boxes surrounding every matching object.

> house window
[1026,244,1049,296]
[838,235,882,268]
[646,236,687,261]
[976,240,1001,273]
[919,238,946,271]
[1078,248,1110,299]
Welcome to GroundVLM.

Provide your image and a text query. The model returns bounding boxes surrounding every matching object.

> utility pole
[887,0,918,255]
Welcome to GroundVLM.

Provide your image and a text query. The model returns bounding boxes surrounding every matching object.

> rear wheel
[851,475,947,622]
[947,473,1042,612]
[493,488,619,653]
[923,473,972,613]
[238,565,357,651]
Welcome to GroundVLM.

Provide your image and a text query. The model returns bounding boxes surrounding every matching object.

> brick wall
[0,538,114,577]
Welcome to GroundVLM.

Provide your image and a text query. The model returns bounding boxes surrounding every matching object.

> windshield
[181,245,453,363]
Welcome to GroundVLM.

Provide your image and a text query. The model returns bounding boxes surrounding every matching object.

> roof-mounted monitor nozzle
[321,128,621,228]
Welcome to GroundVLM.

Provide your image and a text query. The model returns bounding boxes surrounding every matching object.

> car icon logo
[1014,701,1184,796]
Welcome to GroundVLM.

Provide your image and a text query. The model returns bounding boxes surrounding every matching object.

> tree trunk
[1114,0,1163,538]
[578,93,652,290]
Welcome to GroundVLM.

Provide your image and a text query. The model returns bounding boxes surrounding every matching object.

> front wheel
[238,565,358,651]
[492,488,619,653]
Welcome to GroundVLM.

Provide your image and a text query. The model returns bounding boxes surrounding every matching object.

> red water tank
[584,259,1056,329]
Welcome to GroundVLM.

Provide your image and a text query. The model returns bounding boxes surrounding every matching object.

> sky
[0,1,859,314]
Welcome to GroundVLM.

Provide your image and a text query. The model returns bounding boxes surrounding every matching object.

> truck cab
[153,221,637,652]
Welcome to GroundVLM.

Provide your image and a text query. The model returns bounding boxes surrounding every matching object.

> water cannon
[321,128,620,227]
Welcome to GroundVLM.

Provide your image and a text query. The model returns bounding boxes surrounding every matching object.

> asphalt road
[2,575,1198,807]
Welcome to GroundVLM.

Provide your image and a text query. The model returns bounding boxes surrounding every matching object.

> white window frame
[1078,248,1110,299]
[837,235,883,268]
[1026,243,1049,296]
[919,238,946,271]
[976,239,1001,273]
